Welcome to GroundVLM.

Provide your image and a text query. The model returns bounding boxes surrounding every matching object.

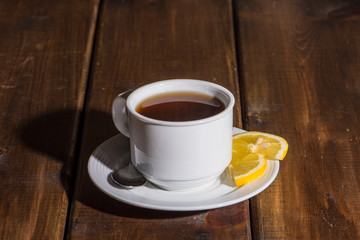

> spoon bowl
[110,160,147,188]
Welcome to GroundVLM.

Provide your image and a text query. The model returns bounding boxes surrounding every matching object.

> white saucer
[88,128,279,211]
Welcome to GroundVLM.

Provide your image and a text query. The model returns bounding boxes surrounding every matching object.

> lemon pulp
[229,131,288,186]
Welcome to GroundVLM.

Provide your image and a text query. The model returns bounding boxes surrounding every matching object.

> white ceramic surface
[112,80,235,191]
[87,128,280,211]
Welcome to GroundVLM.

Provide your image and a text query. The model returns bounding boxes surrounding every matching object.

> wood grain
[234,0,360,239]
[68,0,247,239]
[0,0,99,239]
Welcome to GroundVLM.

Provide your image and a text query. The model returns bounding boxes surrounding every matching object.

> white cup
[112,79,235,191]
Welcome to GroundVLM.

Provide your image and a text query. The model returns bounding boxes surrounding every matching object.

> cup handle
[112,90,133,138]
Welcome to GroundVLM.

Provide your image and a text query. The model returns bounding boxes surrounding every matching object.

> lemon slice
[229,131,288,186]
[229,153,267,186]
[233,131,288,160]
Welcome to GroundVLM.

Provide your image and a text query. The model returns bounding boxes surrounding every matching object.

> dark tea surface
[136,91,225,121]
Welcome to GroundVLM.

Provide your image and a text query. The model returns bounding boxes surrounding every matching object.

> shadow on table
[19,108,202,219]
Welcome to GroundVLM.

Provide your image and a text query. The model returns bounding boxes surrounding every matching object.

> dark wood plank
[234,0,360,239]
[0,0,99,239]
[68,0,248,239]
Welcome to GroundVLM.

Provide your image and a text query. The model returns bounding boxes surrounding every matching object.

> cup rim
[126,79,235,126]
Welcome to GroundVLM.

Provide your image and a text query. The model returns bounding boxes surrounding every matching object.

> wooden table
[1,0,359,239]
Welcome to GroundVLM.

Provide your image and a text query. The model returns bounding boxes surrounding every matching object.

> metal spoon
[110,160,147,188]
